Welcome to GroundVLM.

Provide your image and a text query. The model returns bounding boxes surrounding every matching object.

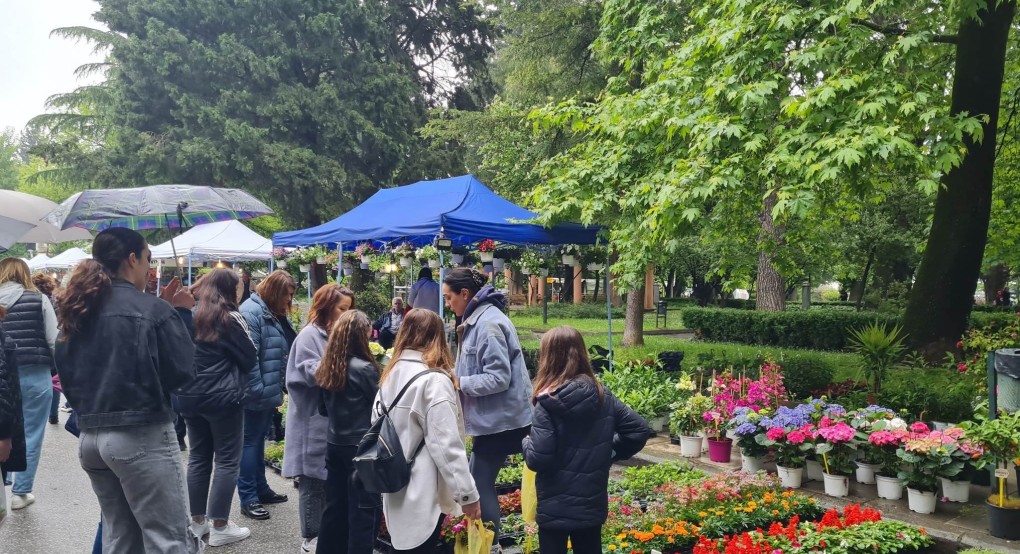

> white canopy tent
[150,220,272,262]
[41,248,90,270]
[26,254,51,272]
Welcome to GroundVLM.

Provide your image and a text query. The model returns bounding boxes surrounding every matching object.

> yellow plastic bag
[521,465,538,523]
[454,519,495,554]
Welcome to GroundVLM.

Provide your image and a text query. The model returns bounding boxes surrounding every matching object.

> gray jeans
[184,406,244,521]
[79,421,198,554]
[299,475,326,539]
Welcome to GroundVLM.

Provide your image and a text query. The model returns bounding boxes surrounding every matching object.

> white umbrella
[0,190,92,249]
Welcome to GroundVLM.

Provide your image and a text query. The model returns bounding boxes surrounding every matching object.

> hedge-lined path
[633,435,1018,553]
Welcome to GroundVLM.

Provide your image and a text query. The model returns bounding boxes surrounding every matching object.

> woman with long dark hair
[237,269,297,520]
[174,268,256,547]
[316,309,381,554]
[284,284,355,553]
[442,267,532,544]
[375,309,480,554]
[31,272,62,427]
[0,259,58,510]
[56,227,198,553]
[523,326,650,554]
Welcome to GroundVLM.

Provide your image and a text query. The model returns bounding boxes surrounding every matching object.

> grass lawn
[508,310,687,333]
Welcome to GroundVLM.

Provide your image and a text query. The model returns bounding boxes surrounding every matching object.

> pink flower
[957,363,968,373]
[910,422,930,434]
[817,422,855,443]
[819,416,834,428]
[787,430,807,444]
[766,427,787,441]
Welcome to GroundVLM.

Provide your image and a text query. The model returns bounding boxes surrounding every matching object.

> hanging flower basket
[428,259,440,269]
[480,252,494,262]
[562,254,576,266]
[299,264,311,273]
[587,263,604,272]
[360,263,369,270]
[399,257,412,268]
[477,239,496,262]
[316,256,326,264]
[520,266,531,275]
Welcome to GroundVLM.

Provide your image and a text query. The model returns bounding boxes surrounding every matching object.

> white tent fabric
[26,254,51,272]
[42,248,90,269]
[149,220,272,262]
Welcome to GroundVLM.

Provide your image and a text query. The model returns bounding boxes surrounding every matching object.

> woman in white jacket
[375,309,481,553]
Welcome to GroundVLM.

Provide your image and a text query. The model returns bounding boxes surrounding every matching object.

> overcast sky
[0,0,105,134]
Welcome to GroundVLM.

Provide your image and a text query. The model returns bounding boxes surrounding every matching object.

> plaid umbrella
[45,185,273,231]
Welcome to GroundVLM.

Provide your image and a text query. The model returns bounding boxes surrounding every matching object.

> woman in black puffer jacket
[0,312,26,513]
[522,326,651,554]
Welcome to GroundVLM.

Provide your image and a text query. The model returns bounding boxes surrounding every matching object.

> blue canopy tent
[273,174,615,360]
[273,175,599,247]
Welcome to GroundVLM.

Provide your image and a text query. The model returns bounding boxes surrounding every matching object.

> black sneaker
[241,503,270,520]
[258,490,288,504]
[49,415,59,425]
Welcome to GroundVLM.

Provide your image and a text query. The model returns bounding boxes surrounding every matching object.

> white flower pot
[399,257,412,267]
[452,254,465,265]
[492,258,505,271]
[940,477,971,503]
[316,256,326,264]
[520,267,531,275]
[479,252,494,262]
[586,263,604,272]
[360,255,371,263]
[360,263,369,270]
[562,254,576,265]
[806,459,824,482]
[823,473,850,498]
[876,475,904,500]
[299,264,310,272]
[742,454,765,473]
[907,488,937,514]
[539,268,549,277]
[679,435,703,458]
[777,465,803,489]
[428,259,440,269]
[275,258,286,266]
[342,263,353,272]
[855,462,881,485]
[698,430,710,453]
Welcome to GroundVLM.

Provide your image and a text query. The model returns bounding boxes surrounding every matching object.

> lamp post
[436,236,453,318]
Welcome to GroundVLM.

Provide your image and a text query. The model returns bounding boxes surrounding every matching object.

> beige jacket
[375,350,479,550]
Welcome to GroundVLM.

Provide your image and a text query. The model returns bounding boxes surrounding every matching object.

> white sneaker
[11,494,35,510]
[190,518,211,539]
[208,522,251,547]
[300,538,317,553]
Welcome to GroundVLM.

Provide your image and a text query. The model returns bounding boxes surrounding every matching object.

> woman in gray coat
[283,285,354,554]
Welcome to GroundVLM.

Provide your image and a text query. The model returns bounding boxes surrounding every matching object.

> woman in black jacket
[315,309,382,554]
[522,326,651,554]
[0,311,25,525]
[174,268,257,547]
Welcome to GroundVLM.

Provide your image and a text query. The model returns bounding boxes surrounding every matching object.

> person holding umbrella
[56,228,199,553]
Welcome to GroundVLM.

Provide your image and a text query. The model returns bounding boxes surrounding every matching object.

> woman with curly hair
[55,227,198,553]
[316,309,381,554]
[284,284,355,553]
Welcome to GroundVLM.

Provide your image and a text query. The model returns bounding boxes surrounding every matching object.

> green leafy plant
[607,461,703,499]
[415,244,439,261]
[670,394,712,436]
[497,455,524,486]
[960,410,1020,507]
[848,322,907,395]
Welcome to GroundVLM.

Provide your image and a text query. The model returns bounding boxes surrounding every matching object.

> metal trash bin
[994,349,1020,412]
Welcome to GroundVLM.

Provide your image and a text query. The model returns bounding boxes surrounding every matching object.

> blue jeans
[13,364,52,495]
[237,408,274,507]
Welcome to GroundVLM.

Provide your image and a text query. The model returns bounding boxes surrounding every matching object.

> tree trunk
[982,263,1010,304]
[853,248,876,311]
[755,190,786,311]
[592,270,601,302]
[904,0,1016,357]
[623,286,645,346]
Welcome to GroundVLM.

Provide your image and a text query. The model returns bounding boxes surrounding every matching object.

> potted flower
[672,394,711,458]
[934,426,983,503]
[757,405,817,488]
[355,243,375,265]
[896,422,963,514]
[477,239,496,262]
[728,407,769,473]
[961,410,1020,539]
[394,242,414,267]
[416,245,440,269]
[867,418,909,500]
[849,405,897,485]
[815,417,858,498]
[560,246,579,266]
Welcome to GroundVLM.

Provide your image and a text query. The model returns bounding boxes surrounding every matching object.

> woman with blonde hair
[237,269,297,520]
[284,284,355,553]
[375,309,480,553]
[0,258,58,509]
[316,309,381,554]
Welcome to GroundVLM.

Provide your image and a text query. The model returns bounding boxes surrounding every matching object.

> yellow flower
[616,533,627,541]
[698,511,708,518]
[608,546,617,551]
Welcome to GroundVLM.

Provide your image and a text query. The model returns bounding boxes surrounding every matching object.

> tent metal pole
[338,243,343,285]
[439,250,445,317]
[606,248,613,370]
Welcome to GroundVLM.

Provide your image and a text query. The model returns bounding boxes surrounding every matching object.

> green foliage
[820,290,841,303]
[682,307,900,351]
[512,302,624,320]
[264,441,284,464]
[848,323,907,395]
[670,394,712,436]
[960,410,1020,473]
[496,455,524,486]
[599,361,679,420]
[880,368,977,423]
[607,461,703,499]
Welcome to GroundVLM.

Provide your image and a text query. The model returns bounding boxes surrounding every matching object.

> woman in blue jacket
[237,270,296,521]
[443,267,533,544]
[175,269,257,547]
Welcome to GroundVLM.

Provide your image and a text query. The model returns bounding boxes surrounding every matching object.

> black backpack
[353,367,444,494]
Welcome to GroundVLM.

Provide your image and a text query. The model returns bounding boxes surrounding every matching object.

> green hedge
[681,307,900,351]
[969,311,1016,330]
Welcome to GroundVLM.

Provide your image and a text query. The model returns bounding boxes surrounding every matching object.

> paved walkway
[2,409,305,553]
